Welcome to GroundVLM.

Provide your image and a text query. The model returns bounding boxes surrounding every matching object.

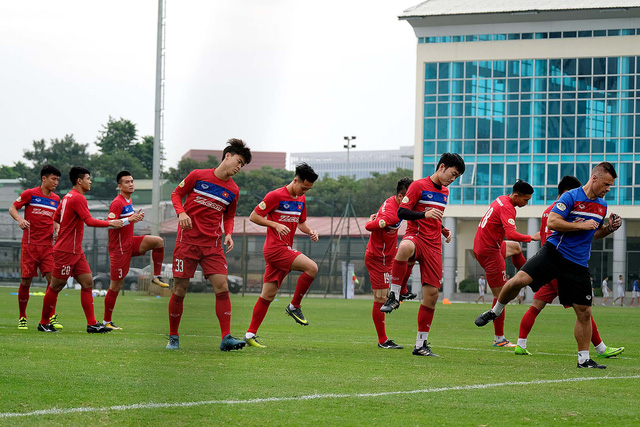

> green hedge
[459,278,478,293]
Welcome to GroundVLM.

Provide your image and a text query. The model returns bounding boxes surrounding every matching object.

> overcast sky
[0,1,417,171]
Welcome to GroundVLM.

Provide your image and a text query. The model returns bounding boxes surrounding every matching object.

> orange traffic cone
[442,298,451,305]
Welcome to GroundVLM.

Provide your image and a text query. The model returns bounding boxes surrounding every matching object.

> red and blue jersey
[399,177,448,245]
[12,186,60,246]
[547,187,607,267]
[254,186,307,250]
[365,196,402,260]
[108,194,135,254]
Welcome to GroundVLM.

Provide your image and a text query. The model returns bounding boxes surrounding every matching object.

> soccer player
[475,275,486,303]
[167,139,251,351]
[613,274,625,306]
[631,278,640,307]
[601,276,611,306]
[475,162,622,369]
[365,177,413,349]
[472,180,540,347]
[10,165,62,330]
[380,153,465,357]
[515,175,624,358]
[243,163,319,348]
[38,166,124,333]
[101,170,170,331]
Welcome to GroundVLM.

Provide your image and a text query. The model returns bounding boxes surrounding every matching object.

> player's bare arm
[547,212,598,232]
[442,226,452,243]
[594,213,621,239]
[9,205,30,229]
[298,222,318,242]
[249,210,290,235]
[109,219,124,228]
[224,234,234,253]
[178,212,193,230]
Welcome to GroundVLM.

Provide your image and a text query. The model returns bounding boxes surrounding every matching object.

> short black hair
[223,138,252,165]
[512,179,534,195]
[396,177,413,194]
[295,162,318,183]
[40,164,61,178]
[593,161,617,179]
[557,175,581,196]
[117,170,132,184]
[69,166,90,186]
[437,153,465,175]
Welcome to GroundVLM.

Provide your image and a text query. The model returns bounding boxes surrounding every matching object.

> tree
[130,135,158,173]
[95,116,137,152]
[233,166,294,216]
[165,155,219,183]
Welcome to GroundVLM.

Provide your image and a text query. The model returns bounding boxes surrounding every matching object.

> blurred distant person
[613,275,625,306]
[601,276,611,306]
[476,275,486,303]
[631,277,640,307]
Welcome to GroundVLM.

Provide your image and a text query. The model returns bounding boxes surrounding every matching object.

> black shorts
[521,242,593,307]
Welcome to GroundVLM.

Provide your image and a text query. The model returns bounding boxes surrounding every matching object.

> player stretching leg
[101,171,169,331]
[476,163,622,368]
[515,176,624,358]
[365,178,412,349]
[10,165,62,330]
[167,139,251,351]
[381,153,465,357]
[244,163,319,348]
[38,167,123,333]
[473,180,540,348]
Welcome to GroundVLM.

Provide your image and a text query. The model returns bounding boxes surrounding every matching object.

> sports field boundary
[2,375,639,419]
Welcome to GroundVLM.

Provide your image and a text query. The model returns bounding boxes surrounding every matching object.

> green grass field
[1,287,639,426]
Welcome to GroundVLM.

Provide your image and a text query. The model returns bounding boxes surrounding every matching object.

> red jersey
[365,196,402,259]
[171,168,238,247]
[253,186,307,250]
[108,194,136,254]
[12,186,60,246]
[399,177,448,245]
[540,203,555,245]
[53,189,110,254]
[473,195,531,255]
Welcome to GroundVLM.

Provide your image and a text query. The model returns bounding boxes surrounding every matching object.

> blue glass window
[519,164,530,181]
[532,163,545,185]
[491,164,503,185]
[576,163,590,183]
[425,64,438,79]
[423,141,435,154]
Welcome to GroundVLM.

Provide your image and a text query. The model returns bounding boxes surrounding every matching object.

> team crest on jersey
[556,203,566,211]
[222,191,229,198]
[35,198,41,202]
[258,201,266,210]
[108,212,116,219]
[508,218,516,225]
[379,219,386,228]
[179,180,185,188]
[402,196,409,204]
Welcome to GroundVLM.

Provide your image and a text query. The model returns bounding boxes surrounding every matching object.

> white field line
[2,375,639,419]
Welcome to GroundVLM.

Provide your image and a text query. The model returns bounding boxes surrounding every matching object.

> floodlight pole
[343,136,356,298]
[151,0,165,236]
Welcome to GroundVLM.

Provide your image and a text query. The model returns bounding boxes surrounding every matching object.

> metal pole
[151,0,165,236]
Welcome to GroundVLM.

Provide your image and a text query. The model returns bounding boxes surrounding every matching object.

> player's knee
[153,236,164,247]
[306,262,318,277]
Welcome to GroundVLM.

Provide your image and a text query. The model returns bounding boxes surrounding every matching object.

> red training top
[473,195,531,255]
[365,195,402,260]
[399,177,449,246]
[54,189,110,254]
[108,194,136,254]
[12,186,60,246]
[539,202,555,245]
[253,186,307,251]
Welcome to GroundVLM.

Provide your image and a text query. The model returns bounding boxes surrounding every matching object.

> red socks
[512,252,527,270]
[216,291,232,338]
[400,264,414,295]
[518,306,540,339]
[152,247,164,276]
[18,284,30,318]
[418,305,435,332]
[247,297,272,335]
[80,287,97,325]
[291,273,314,308]
[590,316,602,347]
[493,298,505,336]
[391,260,408,287]
[103,289,118,323]
[168,293,184,336]
[40,286,61,325]
[372,302,387,344]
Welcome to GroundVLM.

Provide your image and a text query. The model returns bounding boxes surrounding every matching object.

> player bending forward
[244,163,319,348]
[166,139,251,351]
[39,166,123,333]
[515,175,624,358]
[476,162,622,369]
[101,170,169,331]
[365,178,413,349]
[381,153,465,357]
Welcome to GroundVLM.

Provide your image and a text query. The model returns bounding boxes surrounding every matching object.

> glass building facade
[422,56,640,205]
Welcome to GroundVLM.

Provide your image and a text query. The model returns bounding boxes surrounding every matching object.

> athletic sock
[400,264,414,295]
[517,338,527,348]
[493,298,505,337]
[578,350,590,364]
[18,284,30,318]
[40,286,61,325]
[595,342,606,354]
[390,260,407,299]
[372,302,387,344]
[590,317,602,347]
[215,291,232,338]
[291,273,314,308]
[168,293,184,336]
[512,252,527,270]
[80,287,97,325]
[48,282,57,314]
[519,306,540,340]
[103,288,118,323]
[247,297,271,335]
[495,335,506,341]
[152,247,164,276]
[491,300,506,316]
[416,305,435,348]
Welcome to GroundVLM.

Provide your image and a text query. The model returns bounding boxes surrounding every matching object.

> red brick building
[182,149,286,172]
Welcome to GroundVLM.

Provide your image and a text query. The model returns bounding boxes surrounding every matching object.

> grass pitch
[1,287,639,426]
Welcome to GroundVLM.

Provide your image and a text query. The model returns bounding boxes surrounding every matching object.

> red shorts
[52,250,92,280]
[474,242,507,289]
[403,235,442,289]
[533,280,564,305]
[172,242,227,279]
[365,252,391,290]
[109,236,145,280]
[20,244,54,278]
[263,245,301,288]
